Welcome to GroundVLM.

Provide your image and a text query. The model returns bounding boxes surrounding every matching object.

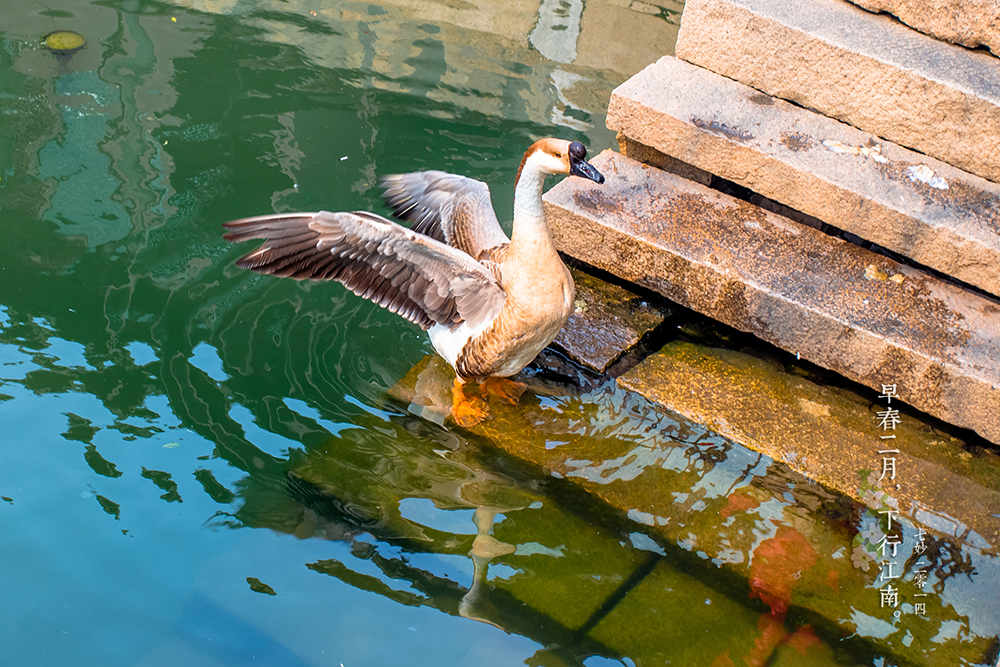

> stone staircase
[544,0,1000,450]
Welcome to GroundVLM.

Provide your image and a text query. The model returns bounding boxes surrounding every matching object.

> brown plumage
[222,210,504,332]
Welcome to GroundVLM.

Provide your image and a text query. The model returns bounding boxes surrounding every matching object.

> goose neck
[514,161,547,218]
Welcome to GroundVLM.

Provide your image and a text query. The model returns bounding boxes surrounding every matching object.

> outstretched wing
[381,171,510,260]
[222,211,506,331]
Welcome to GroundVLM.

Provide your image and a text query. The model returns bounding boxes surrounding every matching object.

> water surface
[1,2,996,666]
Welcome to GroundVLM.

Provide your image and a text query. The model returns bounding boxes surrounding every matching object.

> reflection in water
[530,0,584,64]
[0,1,997,666]
[37,70,130,247]
[461,508,517,626]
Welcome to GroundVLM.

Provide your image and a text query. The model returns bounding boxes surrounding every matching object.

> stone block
[586,559,763,666]
[543,151,1000,446]
[675,0,1000,184]
[487,498,652,633]
[607,56,1000,297]
[287,397,645,645]
[847,0,1000,56]
[551,267,671,374]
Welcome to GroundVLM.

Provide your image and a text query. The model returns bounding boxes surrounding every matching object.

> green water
[2,2,997,666]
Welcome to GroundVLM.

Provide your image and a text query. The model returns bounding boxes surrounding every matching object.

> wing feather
[381,171,510,260]
[223,211,506,331]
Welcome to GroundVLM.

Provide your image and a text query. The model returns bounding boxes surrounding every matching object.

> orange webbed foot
[451,378,489,427]
[479,376,526,405]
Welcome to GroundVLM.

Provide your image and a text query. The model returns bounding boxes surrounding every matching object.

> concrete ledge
[607,56,1000,297]
[675,0,1000,184]
[544,151,1000,445]
[847,0,1000,56]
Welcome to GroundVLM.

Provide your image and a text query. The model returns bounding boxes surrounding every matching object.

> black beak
[570,156,605,184]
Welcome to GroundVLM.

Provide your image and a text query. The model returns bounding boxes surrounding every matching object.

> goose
[222,138,605,426]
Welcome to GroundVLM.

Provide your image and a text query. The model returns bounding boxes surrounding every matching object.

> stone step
[846,0,1000,56]
[543,150,1000,446]
[606,56,1000,298]
[675,0,1000,184]
[552,267,671,376]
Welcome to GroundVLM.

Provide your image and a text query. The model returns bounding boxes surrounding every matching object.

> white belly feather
[428,319,492,369]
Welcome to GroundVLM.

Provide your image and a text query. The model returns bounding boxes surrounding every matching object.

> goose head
[516,138,606,187]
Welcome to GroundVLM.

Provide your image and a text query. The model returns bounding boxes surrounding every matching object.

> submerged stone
[281,391,649,655]
[587,559,763,664]
[487,497,652,633]
[388,354,998,666]
[619,339,1000,550]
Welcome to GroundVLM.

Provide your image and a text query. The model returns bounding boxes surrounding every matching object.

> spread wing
[381,171,510,260]
[222,211,506,331]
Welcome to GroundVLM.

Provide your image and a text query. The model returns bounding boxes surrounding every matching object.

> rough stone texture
[551,267,670,374]
[544,151,1000,446]
[608,56,1000,297]
[485,497,651,633]
[616,134,712,186]
[847,0,1000,56]
[675,0,1000,184]
[619,340,1000,548]
[389,354,998,666]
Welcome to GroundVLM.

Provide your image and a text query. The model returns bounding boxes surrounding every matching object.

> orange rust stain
[739,528,823,666]
[826,568,840,594]
[746,613,787,667]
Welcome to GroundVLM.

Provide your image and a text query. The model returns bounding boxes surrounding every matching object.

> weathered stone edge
[618,340,1000,552]
[847,0,1000,56]
[551,267,671,375]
